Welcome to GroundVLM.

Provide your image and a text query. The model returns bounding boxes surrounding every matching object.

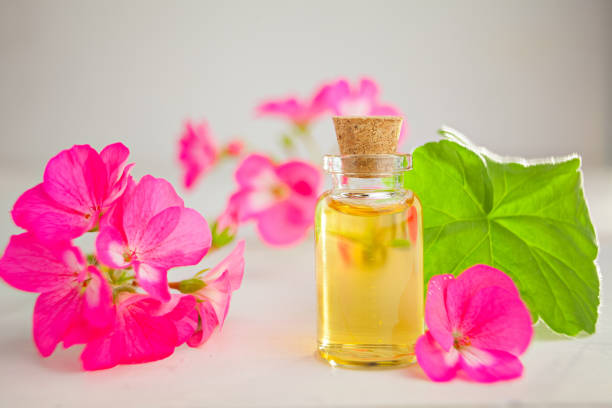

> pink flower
[325,78,408,144]
[229,154,322,246]
[12,143,133,242]
[80,293,195,370]
[178,120,219,189]
[415,265,533,383]
[0,233,113,357]
[256,84,332,127]
[225,139,244,156]
[184,240,245,347]
[96,175,212,301]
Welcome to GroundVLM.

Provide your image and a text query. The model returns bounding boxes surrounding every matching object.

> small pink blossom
[415,265,533,383]
[80,293,194,370]
[96,175,212,301]
[0,233,113,356]
[325,78,408,145]
[12,143,133,242]
[225,139,244,156]
[229,154,321,246]
[256,84,332,127]
[178,120,219,189]
[184,240,245,347]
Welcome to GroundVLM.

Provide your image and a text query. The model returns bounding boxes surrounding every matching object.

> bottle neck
[330,174,405,193]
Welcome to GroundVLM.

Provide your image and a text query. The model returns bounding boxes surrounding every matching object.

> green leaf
[211,220,236,249]
[404,127,600,336]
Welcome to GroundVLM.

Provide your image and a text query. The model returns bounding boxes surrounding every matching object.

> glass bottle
[315,153,424,367]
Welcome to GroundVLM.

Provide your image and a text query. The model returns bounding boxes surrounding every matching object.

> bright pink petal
[205,240,245,291]
[33,284,82,357]
[99,142,130,184]
[358,78,379,100]
[135,206,182,253]
[234,154,277,189]
[122,175,184,245]
[459,347,524,382]
[187,302,219,348]
[134,263,170,302]
[415,331,460,382]
[104,164,134,206]
[81,294,178,370]
[424,274,455,351]
[0,233,81,293]
[100,176,136,232]
[178,121,218,189]
[95,226,130,269]
[198,271,232,327]
[459,286,533,356]
[43,144,107,215]
[151,294,198,346]
[12,184,93,242]
[228,188,277,220]
[137,207,211,269]
[446,264,522,333]
[256,201,312,246]
[82,266,114,329]
[276,160,321,198]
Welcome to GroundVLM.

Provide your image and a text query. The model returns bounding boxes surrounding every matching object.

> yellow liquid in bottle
[315,190,424,367]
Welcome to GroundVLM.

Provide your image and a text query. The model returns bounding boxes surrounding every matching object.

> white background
[0,1,611,407]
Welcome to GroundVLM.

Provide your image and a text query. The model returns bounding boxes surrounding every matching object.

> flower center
[453,332,471,349]
[270,183,289,200]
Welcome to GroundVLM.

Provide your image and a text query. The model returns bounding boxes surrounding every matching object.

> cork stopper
[332,116,403,176]
[333,116,402,155]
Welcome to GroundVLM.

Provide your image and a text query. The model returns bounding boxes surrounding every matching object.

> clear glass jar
[315,154,424,367]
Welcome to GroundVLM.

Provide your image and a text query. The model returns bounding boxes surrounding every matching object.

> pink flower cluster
[256,77,408,143]
[0,143,245,370]
[416,265,533,382]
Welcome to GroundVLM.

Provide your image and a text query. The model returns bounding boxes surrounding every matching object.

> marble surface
[0,165,610,407]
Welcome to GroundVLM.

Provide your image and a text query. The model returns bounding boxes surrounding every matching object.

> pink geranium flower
[0,233,113,357]
[415,265,533,383]
[12,143,133,242]
[325,78,408,144]
[256,84,332,127]
[178,120,219,189]
[96,175,212,301]
[80,293,195,370]
[229,154,321,246]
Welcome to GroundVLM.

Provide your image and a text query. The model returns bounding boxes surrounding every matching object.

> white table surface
[0,165,611,408]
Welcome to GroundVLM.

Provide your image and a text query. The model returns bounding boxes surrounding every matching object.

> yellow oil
[315,190,424,367]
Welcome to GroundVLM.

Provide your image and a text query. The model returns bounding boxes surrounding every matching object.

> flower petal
[198,271,232,327]
[122,175,184,246]
[12,184,93,242]
[275,160,321,198]
[415,331,460,382]
[134,263,170,302]
[136,206,182,253]
[99,142,129,183]
[234,154,278,189]
[205,240,245,291]
[151,294,197,346]
[43,144,107,214]
[459,346,524,382]
[187,301,219,348]
[229,189,276,220]
[82,266,114,329]
[255,201,312,246]
[137,207,211,270]
[33,285,82,357]
[81,294,178,370]
[95,225,130,269]
[446,264,521,334]
[459,286,533,356]
[424,274,455,351]
[0,233,81,293]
